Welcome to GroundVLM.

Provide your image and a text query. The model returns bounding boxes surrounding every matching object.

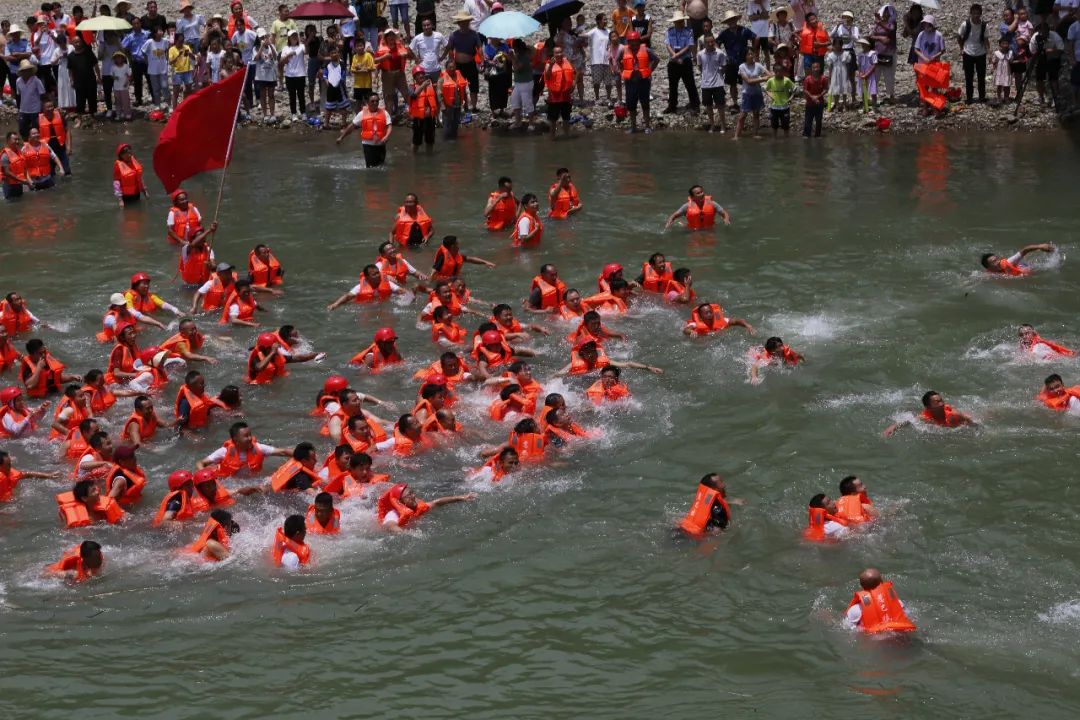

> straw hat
[452,10,473,22]
[720,10,742,23]
[179,1,194,10]
[770,5,790,22]
[922,14,935,26]
[855,37,870,46]
[17,59,36,74]
[841,10,854,19]
[6,24,24,35]
[112,50,127,59]
[670,10,689,22]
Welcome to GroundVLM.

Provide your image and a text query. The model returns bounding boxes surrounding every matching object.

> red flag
[153,69,245,194]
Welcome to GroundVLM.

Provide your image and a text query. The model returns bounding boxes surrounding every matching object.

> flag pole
[209,68,246,239]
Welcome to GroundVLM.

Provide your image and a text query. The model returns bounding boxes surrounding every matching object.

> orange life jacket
[353,274,395,303]
[375,40,408,71]
[96,308,136,343]
[486,192,518,232]
[47,546,100,582]
[544,58,575,97]
[0,405,34,439]
[489,393,534,421]
[38,111,66,145]
[567,321,613,346]
[324,470,391,498]
[104,343,137,384]
[0,299,34,335]
[376,486,431,527]
[0,337,15,373]
[508,431,546,461]
[558,302,585,321]
[245,347,287,385]
[421,413,461,433]
[919,405,965,428]
[125,291,156,317]
[305,505,341,534]
[62,427,91,461]
[432,244,465,279]
[581,291,628,313]
[320,408,388,442]
[422,291,462,323]
[376,253,410,285]
[270,459,322,492]
[2,147,26,185]
[174,385,225,429]
[640,261,673,292]
[248,249,283,287]
[413,358,470,389]
[22,141,52,179]
[349,342,402,371]
[153,489,194,526]
[409,82,438,119]
[663,279,696,303]
[189,481,234,513]
[82,383,116,413]
[186,517,230,560]
[620,44,652,80]
[1027,335,1076,357]
[568,346,610,375]
[835,493,873,525]
[686,304,729,335]
[392,205,433,245]
[548,182,580,220]
[755,346,802,366]
[214,439,267,477]
[161,330,204,357]
[510,210,543,246]
[677,485,730,538]
[531,275,567,310]
[803,506,849,542]
[478,455,507,482]
[432,319,467,345]
[440,69,467,107]
[392,427,432,456]
[167,205,202,244]
[114,157,144,196]
[21,352,66,397]
[122,411,158,444]
[545,422,588,444]
[226,12,254,38]
[56,490,123,527]
[847,581,917,633]
[0,466,24,501]
[685,196,716,229]
[472,338,513,370]
[219,290,256,324]
[995,259,1030,277]
[106,464,147,506]
[357,106,390,142]
[201,272,237,311]
[271,527,311,566]
[1037,386,1080,411]
[585,380,631,404]
[48,395,88,440]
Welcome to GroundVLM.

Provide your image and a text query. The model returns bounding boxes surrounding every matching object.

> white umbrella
[75,17,133,31]
[913,0,940,10]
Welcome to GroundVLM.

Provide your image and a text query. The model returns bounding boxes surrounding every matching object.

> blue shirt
[717,26,755,65]
[6,38,29,75]
[666,26,695,63]
[122,29,150,62]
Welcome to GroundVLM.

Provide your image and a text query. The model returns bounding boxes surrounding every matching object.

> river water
[2,126,1079,718]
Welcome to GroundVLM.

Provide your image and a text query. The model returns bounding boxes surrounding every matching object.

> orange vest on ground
[803,506,848,542]
[82,383,115,413]
[486,192,517,231]
[271,527,311,566]
[21,352,66,397]
[548,182,580,220]
[175,385,225,429]
[620,44,652,80]
[201,273,237,311]
[0,299,34,335]
[685,196,716,229]
[270,459,322,492]
[48,395,88,440]
[392,205,433,244]
[219,290,256,324]
[919,405,965,427]
[186,517,230,560]
[847,581,917,633]
[22,142,52,179]
[161,330,204,357]
[358,106,390,141]
[114,158,144,196]
[153,489,194,526]
[432,319,466,345]
[568,346,610,375]
[349,343,402,371]
[305,505,341,534]
[686,304,729,335]
[106,464,147,506]
[531,275,566,310]
[0,466,24,501]
[440,69,467,107]
[215,439,266,477]
[353,275,394,303]
[835,493,873,525]
[2,147,26,185]
[433,245,465,278]
[409,83,438,119]
[586,380,631,404]
[508,431,545,461]
[168,205,202,244]
[678,485,730,538]
[56,490,123,527]
[511,210,543,246]
[47,546,99,582]
[376,487,431,527]
[245,347,287,385]
[641,261,673,292]
[123,411,158,444]
[1037,386,1080,411]
[248,250,283,287]
[38,111,66,145]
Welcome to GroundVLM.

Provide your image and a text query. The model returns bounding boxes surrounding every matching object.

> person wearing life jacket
[586,366,633,404]
[327,264,405,309]
[1037,374,1080,412]
[1018,324,1075,359]
[664,184,732,229]
[596,264,628,294]
[226,1,257,39]
[340,413,396,455]
[187,509,241,562]
[470,447,520,483]
[153,469,199,525]
[511,193,544,246]
[173,371,226,430]
[190,263,237,314]
[98,293,164,343]
[423,408,462,435]
[48,385,92,440]
[271,514,311,569]
[334,92,394,168]
[244,332,287,385]
[803,494,850,542]
[883,390,977,436]
[481,417,547,463]
[126,272,184,319]
[437,55,469,140]
[198,421,291,477]
[22,126,64,190]
[407,66,438,151]
[319,444,354,484]
[493,303,550,340]
[60,418,99,463]
[120,394,168,446]
[190,467,245,512]
[72,430,114,481]
[567,311,626,346]
[377,482,477,531]
[484,360,544,404]
[537,393,567,432]
[269,442,323,492]
[835,476,878,526]
[21,338,79,398]
[350,327,404,371]
[556,338,663,377]
[104,444,147,506]
[219,280,263,328]
[556,289,587,321]
[749,336,805,384]
[164,187,204,244]
[270,325,325,366]
[0,385,48,439]
[543,45,576,138]
[420,280,485,326]
[415,351,476,391]
[392,414,434,456]
[430,234,496,280]
[310,375,350,419]
[161,318,216,365]
[547,167,582,220]
[104,324,141,385]
[583,278,633,314]
[323,452,391,498]
[472,328,521,376]
[845,568,917,634]
[662,268,699,305]
[177,231,216,287]
[615,30,658,132]
[113,143,149,207]
[429,305,469,348]
[46,540,104,583]
[484,176,518,232]
[527,264,568,312]
[0,325,17,375]
[375,241,428,289]
[980,244,1056,276]
[2,130,30,199]
[247,243,284,288]
[413,383,447,425]
[389,192,434,246]
[38,99,72,176]
[676,473,740,540]
[684,302,753,337]
[322,389,392,445]
[57,479,125,527]
[488,384,535,422]
[305,492,341,535]
[0,449,61,501]
[1,292,41,337]
[542,407,591,447]
[635,253,674,292]
[130,345,184,394]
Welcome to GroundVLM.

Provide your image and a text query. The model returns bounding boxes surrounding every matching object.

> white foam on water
[766,311,851,342]
[1037,600,1080,625]
[820,389,910,410]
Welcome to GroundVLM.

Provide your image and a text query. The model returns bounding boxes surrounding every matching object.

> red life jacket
[376,253,410,285]
[20,351,66,397]
[114,157,144,196]
[508,431,545,461]
[352,275,394,303]
[22,141,52,179]
[245,347,287,385]
[48,395,88,440]
[47,545,101,582]
[677,485,730,539]
[0,466,24,501]
[1,147,26,186]
[585,380,631,404]
[201,272,237,311]
[432,244,465,279]
[846,581,917,633]
[38,110,66,145]
[214,439,266,477]
[568,347,610,375]
[153,489,194,526]
[620,44,652,80]
[439,69,468,107]
[548,181,580,220]
[186,517,230,560]
[835,493,873,525]
[1037,385,1080,411]
[219,290,256,324]
[376,484,431,527]
[82,383,116,413]
[919,405,965,428]
[122,411,158,444]
[510,210,543,246]
[56,490,123,527]
[357,106,390,142]
[161,330,204,357]
[305,505,341,534]
[350,343,403,371]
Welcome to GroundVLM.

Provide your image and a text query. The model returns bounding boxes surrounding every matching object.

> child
[221,50,238,81]
[1010,36,1029,98]
[321,48,352,128]
[607,31,624,104]
[207,37,226,84]
[773,43,794,80]
[141,26,169,108]
[167,33,195,107]
[253,32,278,120]
[855,38,877,112]
[111,51,132,120]
[991,36,1013,102]
[802,60,828,138]
[824,37,848,111]
[764,70,796,138]
[350,40,375,109]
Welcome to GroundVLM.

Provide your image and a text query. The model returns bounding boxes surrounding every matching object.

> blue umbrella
[532,0,584,25]
[478,11,541,39]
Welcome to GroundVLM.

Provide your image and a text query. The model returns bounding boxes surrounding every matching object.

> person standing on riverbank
[615,31,658,133]
[544,45,575,139]
[798,11,829,83]
[698,32,728,132]
[802,60,826,137]
[957,4,990,103]
[718,10,756,113]
[665,11,699,115]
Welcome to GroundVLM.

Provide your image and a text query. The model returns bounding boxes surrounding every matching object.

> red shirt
[803,75,828,106]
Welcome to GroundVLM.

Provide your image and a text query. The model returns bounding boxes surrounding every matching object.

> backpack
[959,19,986,44]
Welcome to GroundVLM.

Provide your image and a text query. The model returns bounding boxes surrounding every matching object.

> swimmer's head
[229,421,252,445]
[809,493,838,515]
[1018,324,1036,343]
[79,540,103,570]
[1044,374,1065,396]
[563,288,582,309]
[88,431,112,457]
[493,304,514,326]
[539,264,559,284]
[293,442,317,468]
[184,370,205,394]
[544,393,565,411]
[600,366,621,387]
[498,447,520,471]
[421,383,447,408]
[497,176,513,191]
[439,352,462,375]
[332,444,353,466]
[583,311,602,333]
[513,418,539,435]
[397,414,422,437]
[283,514,306,542]
[313,492,334,525]
[764,337,785,356]
[700,473,725,496]
[212,508,240,535]
[980,253,999,269]
[673,268,691,285]
[921,390,943,410]
[218,385,241,409]
[73,479,98,502]
[435,280,454,304]
[838,475,864,496]
[859,567,882,591]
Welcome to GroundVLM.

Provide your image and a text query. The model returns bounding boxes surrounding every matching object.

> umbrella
[532,0,584,26]
[478,11,541,39]
[289,1,354,21]
[913,0,940,9]
[75,17,132,31]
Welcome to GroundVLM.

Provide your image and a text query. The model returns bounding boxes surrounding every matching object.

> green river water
[1,125,1080,719]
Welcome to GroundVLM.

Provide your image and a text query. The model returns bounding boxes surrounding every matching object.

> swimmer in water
[980,243,1055,276]
[197,421,293,476]
[376,482,477,531]
[663,185,732,229]
[1018,324,1075,359]
[834,475,878,525]
[844,568,916,634]
[272,514,311,568]
[46,540,104,582]
[326,265,407,309]
[749,337,804,384]
[0,449,61,501]
[306,492,341,534]
[803,494,850,542]
[188,509,240,561]
[470,447,520,482]
[0,385,50,438]
[554,338,663,377]
[586,366,633,404]
[883,390,977,436]
[568,311,626,345]
[675,473,743,540]
[1036,374,1080,412]
[161,318,218,365]
[683,302,754,336]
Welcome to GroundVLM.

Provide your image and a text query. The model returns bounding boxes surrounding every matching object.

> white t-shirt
[1057,0,1080,23]
[280,551,301,569]
[1068,22,1080,62]
[738,62,768,97]
[585,27,609,65]
[351,109,392,145]
[1,411,33,437]
[232,29,258,65]
[281,44,306,77]
[516,215,537,238]
[410,32,446,73]
[204,442,278,464]
[348,278,401,296]
[746,0,771,38]
[207,49,226,80]
[111,64,132,90]
[823,520,849,539]
[381,510,401,526]
[142,38,170,75]
[959,19,988,56]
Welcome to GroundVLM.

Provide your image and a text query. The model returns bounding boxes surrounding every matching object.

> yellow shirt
[350,51,375,89]
[168,44,193,73]
[611,8,634,37]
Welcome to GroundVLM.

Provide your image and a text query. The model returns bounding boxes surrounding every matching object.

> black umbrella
[532,0,584,26]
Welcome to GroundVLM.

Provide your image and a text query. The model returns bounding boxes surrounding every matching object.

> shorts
[458,60,480,95]
[702,86,725,106]
[307,57,321,84]
[740,89,764,112]
[723,62,740,86]
[255,80,276,94]
[1035,56,1061,82]
[546,100,571,122]
[353,86,373,103]
[625,76,651,112]
[756,37,772,54]
[591,63,613,86]
[173,71,193,86]
[511,81,534,113]
[769,107,790,129]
